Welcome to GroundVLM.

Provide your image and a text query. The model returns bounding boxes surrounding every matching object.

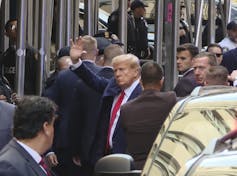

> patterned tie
[39,158,51,176]
[106,91,125,151]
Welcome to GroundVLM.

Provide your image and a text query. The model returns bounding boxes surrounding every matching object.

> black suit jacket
[120,90,177,169]
[174,69,199,97]
[0,139,48,176]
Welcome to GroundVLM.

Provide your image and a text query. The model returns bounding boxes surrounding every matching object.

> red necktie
[106,91,125,151]
[39,158,51,176]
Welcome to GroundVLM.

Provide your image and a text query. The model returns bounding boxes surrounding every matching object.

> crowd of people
[1,0,237,176]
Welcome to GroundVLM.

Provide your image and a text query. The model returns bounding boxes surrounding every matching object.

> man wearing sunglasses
[207,43,223,65]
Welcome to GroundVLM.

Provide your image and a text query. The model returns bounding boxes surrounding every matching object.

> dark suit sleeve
[174,78,196,97]
[72,63,109,93]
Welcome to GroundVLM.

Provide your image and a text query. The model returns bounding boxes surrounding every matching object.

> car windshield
[143,96,237,176]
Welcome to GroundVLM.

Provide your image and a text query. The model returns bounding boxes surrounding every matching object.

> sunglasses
[214,53,223,57]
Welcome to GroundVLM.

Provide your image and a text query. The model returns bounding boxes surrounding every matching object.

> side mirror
[94,154,141,176]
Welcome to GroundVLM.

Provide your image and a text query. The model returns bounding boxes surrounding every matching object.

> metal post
[194,0,204,49]
[45,0,54,79]
[36,0,47,95]
[33,0,39,49]
[119,0,127,53]
[224,0,231,24]
[94,0,99,34]
[207,0,216,44]
[85,0,95,36]
[0,0,10,54]
[16,0,27,96]
[57,0,66,51]
[66,0,73,45]
[73,0,79,37]
[27,0,33,46]
[154,0,164,65]
[163,0,179,91]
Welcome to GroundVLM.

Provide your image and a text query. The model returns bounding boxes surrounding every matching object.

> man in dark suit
[120,62,177,169]
[174,43,199,97]
[44,35,102,176]
[69,43,123,176]
[0,101,15,150]
[70,38,142,168]
[0,96,56,176]
[221,47,237,74]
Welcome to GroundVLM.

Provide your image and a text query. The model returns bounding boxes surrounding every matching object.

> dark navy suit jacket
[44,61,101,151]
[69,66,114,164]
[72,63,142,165]
[174,69,199,97]
[221,48,237,74]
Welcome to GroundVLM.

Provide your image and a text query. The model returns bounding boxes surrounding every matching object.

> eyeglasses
[214,53,223,57]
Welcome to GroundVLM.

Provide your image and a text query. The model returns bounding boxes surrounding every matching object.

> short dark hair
[13,96,56,140]
[177,43,199,58]
[141,61,163,86]
[207,43,223,53]
[193,52,218,66]
[4,19,17,31]
[227,21,237,31]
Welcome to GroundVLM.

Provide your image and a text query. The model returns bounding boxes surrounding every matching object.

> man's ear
[43,122,50,136]
[160,77,164,86]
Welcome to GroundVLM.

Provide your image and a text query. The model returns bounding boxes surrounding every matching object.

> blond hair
[81,35,97,53]
[112,54,140,69]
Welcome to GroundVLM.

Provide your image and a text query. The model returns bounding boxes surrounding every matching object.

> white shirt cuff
[71,59,82,70]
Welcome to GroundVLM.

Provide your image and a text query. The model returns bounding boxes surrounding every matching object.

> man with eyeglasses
[207,43,223,65]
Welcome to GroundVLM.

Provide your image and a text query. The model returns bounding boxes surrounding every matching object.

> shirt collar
[16,140,42,163]
[123,78,140,97]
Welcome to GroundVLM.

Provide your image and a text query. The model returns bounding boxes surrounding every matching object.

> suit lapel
[10,139,47,176]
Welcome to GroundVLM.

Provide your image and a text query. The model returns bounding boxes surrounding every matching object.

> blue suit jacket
[72,63,142,165]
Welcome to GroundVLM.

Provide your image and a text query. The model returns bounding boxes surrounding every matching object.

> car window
[143,101,237,176]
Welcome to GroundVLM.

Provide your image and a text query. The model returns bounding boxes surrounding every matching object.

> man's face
[134,7,146,18]
[113,61,138,89]
[193,57,210,85]
[5,20,17,41]
[228,29,237,43]
[207,47,223,65]
[176,50,193,73]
